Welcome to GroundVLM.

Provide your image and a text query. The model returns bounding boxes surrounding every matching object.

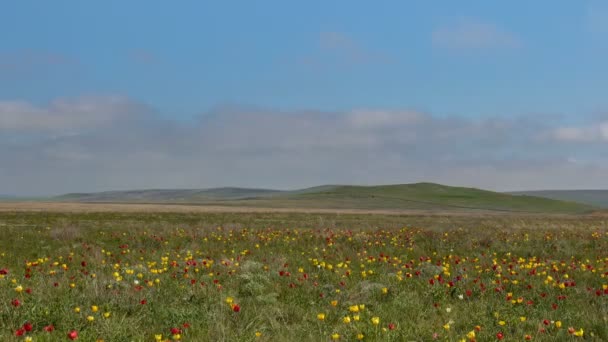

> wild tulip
[67,330,79,340]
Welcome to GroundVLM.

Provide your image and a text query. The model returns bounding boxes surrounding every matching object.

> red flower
[11,299,21,307]
[171,327,182,335]
[388,323,396,330]
[23,322,33,331]
[140,299,147,305]
[496,332,504,340]
[67,329,79,340]
[232,304,241,312]
[44,324,55,332]
[15,328,25,337]
[543,319,550,326]
[0,268,8,275]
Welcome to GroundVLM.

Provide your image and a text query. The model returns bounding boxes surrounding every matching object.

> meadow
[0,210,607,341]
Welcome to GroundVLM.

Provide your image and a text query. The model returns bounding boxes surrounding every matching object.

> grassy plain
[0,208,607,341]
[52,183,594,214]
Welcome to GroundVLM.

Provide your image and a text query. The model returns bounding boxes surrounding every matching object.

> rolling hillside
[509,190,608,208]
[56,187,284,202]
[54,183,593,214]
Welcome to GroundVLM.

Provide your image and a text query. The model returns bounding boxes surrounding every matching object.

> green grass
[509,190,608,208]
[0,211,607,341]
[272,183,593,213]
[53,183,594,214]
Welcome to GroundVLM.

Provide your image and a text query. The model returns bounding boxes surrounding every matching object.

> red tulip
[67,330,78,340]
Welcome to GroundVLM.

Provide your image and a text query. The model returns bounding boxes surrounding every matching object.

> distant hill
[56,187,284,202]
[54,183,594,214]
[509,190,608,208]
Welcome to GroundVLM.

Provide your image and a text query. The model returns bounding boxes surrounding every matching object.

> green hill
[56,188,284,202]
[508,190,608,208]
[54,183,593,214]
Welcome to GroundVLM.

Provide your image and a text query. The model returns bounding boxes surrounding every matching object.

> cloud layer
[1,96,607,196]
[432,19,521,50]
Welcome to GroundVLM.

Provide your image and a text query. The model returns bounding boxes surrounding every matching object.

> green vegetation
[0,211,607,341]
[54,183,593,214]
[510,190,608,208]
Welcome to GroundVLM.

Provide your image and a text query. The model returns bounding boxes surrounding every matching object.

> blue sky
[2,1,608,194]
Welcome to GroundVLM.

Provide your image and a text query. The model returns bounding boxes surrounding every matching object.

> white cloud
[0,96,147,133]
[549,121,608,142]
[1,96,607,195]
[432,19,521,50]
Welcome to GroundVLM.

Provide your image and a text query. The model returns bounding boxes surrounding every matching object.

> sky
[2,1,608,196]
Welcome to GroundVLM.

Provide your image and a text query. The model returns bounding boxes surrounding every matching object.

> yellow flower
[331,300,338,307]
[555,321,562,328]
[371,317,380,325]
[173,333,181,340]
[25,337,32,342]
[381,287,388,294]
[255,331,262,337]
[91,305,99,312]
[443,323,450,330]
[317,313,326,321]
[519,316,526,322]
[343,316,351,324]
[226,297,233,304]
[74,307,81,313]
[103,312,111,318]
[498,321,506,326]
[353,315,360,321]
[87,315,95,322]
[155,335,163,341]
[331,333,340,340]
[356,333,364,340]
[466,330,476,339]
[14,285,23,293]
[349,305,360,313]
[573,328,584,337]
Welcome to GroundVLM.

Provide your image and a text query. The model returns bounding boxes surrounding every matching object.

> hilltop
[508,190,608,208]
[54,183,593,214]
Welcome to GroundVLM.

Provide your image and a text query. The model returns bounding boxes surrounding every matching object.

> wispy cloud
[298,31,392,68]
[128,49,162,65]
[0,50,78,78]
[1,96,607,195]
[0,96,148,133]
[548,121,608,142]
[432,19,521,51]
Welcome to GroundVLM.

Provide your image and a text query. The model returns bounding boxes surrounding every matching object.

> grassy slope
[55,183,593,214]
[509,190,608,208]
[56,187,284,202]
[259,183,592,213]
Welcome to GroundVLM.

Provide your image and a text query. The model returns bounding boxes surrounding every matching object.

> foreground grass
[0,212,607,341]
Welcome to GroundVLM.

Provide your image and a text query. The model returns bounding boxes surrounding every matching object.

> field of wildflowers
[0,211,607,341]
